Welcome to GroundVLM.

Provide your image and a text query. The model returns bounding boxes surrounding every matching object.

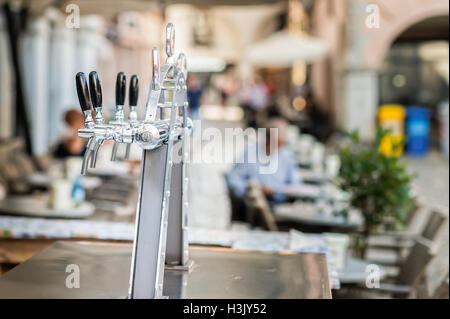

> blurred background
[0,0,448,299]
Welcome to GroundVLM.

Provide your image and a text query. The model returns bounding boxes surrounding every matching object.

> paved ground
[406,152,449,210]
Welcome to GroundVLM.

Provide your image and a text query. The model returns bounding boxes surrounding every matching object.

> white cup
[48,179,73,210]
[324,233,350,271]
[325,154,341,178]
[66,157,83,181]
[311,143,325,173]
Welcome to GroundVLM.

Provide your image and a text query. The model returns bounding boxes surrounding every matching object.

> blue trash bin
[406,106,431,156]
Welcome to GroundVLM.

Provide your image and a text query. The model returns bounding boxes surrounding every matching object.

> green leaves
[338,128,415,234]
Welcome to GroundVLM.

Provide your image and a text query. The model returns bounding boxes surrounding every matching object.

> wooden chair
[394,238,435,290]
[367,199,421,245]
[387,237,435,298]
[367,206,447,266]
[244,181,279,231]
[421,208,448,241]
[348,237,435,299]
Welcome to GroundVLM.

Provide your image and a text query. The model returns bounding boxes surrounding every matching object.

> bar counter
[0,241,332,299]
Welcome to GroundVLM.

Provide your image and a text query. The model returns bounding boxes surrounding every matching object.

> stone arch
[363,0,449,69]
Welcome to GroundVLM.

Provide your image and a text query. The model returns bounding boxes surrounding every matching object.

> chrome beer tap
[75,72,96,175]
[129,22,193,299]
[110,72,127,161]
[88,71,105,168]
[76,71,109,173]
[124,75,139,159]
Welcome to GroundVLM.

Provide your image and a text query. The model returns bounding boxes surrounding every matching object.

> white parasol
[246,31,329,67]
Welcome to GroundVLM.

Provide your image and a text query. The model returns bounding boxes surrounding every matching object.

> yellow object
[378,104,405,156]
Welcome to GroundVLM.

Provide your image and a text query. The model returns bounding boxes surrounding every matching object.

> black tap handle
[129,75,139,107]
[89,71,102,109]
[115,72,126,106]
[75,72,92,112]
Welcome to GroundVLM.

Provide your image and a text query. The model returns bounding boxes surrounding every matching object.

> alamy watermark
[65,264,80,288]
[365,264,381,288]
[365,4,380,29]
[65,4,80,29]
[174,120,280,175]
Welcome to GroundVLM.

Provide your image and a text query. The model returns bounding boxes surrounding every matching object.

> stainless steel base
[0,241,331,299]
[165,259,194,272]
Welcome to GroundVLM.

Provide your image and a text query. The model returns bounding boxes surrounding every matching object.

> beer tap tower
[75,23,192,299]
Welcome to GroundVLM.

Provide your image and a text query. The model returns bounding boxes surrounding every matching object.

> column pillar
[48,14,77,145]
[22,17,50,155]
[340,69,379,141]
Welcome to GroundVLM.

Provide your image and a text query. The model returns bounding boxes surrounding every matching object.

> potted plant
[337,128,416,258]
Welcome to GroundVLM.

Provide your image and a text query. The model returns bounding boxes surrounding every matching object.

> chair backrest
[397,237,435,286]
[421,209,448,241]
[245,181,279,231]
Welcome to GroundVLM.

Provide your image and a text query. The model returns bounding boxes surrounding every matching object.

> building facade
[310,0,449,140]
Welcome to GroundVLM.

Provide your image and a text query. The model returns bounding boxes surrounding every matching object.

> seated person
[227,118,302,203]
[54,109,87,158]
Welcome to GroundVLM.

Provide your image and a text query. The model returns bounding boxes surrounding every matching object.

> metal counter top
[0,241,331,299]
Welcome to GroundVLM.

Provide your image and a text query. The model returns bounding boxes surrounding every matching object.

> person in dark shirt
[54,109,87,158]
[227,118,302,203]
